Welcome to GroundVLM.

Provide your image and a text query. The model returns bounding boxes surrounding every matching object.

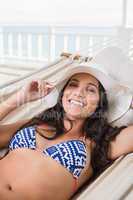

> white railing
[0,25,133,64]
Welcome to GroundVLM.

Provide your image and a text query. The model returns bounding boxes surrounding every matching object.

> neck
[63,117,85,138]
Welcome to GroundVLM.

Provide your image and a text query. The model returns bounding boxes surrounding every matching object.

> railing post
[63,35,68,52]
[75,35,80,52]
[8,33,13,57]
[17,33,23,58]
[38,34,43,60]
[50,27,55,61]
[27,33,32,59]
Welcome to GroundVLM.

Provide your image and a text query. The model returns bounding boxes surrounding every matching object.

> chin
[65,112,86,120]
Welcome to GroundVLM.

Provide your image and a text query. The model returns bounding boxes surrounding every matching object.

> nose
[73,87,85,97]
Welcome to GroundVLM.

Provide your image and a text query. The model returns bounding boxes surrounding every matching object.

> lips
[68,99,85,107]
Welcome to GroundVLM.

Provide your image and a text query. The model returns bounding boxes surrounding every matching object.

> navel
[6,184,12,191]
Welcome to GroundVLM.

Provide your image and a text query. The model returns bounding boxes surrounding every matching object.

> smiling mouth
[68,99,84,107]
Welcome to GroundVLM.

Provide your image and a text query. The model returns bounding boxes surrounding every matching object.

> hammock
[0,51,132,200]
[0,51,132,126]
[0,52,96,124]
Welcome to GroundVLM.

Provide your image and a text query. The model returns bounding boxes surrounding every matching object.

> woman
[0,62,132,200]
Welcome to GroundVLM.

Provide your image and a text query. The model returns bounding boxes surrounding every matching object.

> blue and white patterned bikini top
[9,126,87,179]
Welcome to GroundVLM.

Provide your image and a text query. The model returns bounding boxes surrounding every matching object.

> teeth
[69,100,83,107]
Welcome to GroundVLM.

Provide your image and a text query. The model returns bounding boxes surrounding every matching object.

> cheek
[86,96,99,110]
[62,89,71,102]
[62,95,65,107]
[62,92,68,108]
[80,98,99,118]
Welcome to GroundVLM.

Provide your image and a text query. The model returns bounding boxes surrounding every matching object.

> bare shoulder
[108,125,133,160]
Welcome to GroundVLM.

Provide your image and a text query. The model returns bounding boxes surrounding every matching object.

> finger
[38,80,55,96]
[46,84,55,89]
[45,81,55,89]
[30,81,39,89]
[40,81,54,92]
[47,82,55,86]
[38,80,46,95]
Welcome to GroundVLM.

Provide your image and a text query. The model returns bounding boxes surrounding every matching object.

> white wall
[0,0,132,27]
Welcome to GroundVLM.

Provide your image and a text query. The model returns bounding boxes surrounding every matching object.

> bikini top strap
[79,134,87,144]
[82,134,87,142]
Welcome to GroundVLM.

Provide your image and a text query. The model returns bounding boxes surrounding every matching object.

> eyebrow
[70,78,98,89]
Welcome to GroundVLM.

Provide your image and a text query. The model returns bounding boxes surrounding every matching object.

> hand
[14,80,55,105]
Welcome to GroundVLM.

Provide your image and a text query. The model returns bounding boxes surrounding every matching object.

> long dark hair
[23,78,126,176]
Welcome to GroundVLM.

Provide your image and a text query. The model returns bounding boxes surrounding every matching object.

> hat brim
[58,63,117,91]
[46,62,132,123]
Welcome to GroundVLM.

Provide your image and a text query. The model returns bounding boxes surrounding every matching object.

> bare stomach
[0,148,75,200]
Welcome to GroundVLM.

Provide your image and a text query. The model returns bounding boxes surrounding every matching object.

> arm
[0,119,30,148]
[0,93,23,121]
[108,125,133,160]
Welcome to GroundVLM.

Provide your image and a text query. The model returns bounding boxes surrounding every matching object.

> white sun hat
[45,58,132,123]
[94,46,133,92]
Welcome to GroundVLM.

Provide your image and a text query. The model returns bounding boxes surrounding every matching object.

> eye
[68,82,78,87]
[86,87,96,93]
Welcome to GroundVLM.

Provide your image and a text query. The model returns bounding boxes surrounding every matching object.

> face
[62,73,100,120]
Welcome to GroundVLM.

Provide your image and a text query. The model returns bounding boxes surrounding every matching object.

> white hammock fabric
[0,49,132,126]
[0,55,80,124]
[0,48,132,199]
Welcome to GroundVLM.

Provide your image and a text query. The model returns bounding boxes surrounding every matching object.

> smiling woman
[62,73,100,120]
[0,59,132,200]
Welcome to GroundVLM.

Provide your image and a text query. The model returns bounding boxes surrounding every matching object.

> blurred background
[0,0,133,86]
